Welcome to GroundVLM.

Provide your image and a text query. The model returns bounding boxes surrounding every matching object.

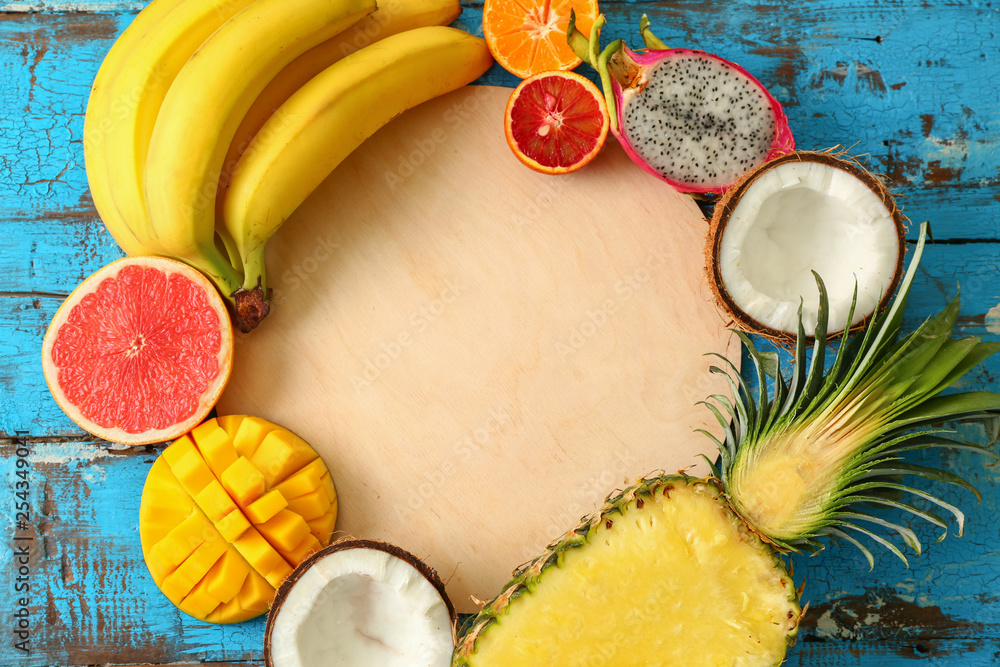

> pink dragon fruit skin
[608,45,795,195]
[568,13,795,195]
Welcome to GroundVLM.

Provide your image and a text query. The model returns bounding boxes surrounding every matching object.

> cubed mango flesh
[263,559,294,589]
[232,527,288,576]
[285,486,331,521]
[191,421,239,476]
[220,456,266,507]
[170,449,216,497]
[205,549,252,603]
[146,509,212,581]
[160,536,228,604]
[215,509,252,543]
[195,480,239,523]
[139,416,336,624]
[257,509,311,552]
[251,429,318,488]
[272,458,325,500]
[282,533,322,564]
[245,489,288,524]
[205,596,243,625]
[237,570,274,613]
[232,416,276,458]
[307,511,337,545]
[216,414,244,439]
[161,435,196,468]
[180,575,224,620]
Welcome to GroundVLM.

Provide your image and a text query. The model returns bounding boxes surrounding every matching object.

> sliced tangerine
[483,0,599,78]
[504,70,609,174]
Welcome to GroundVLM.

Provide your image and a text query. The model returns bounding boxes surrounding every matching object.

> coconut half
[264,540,456,667]
[707,152,906,341]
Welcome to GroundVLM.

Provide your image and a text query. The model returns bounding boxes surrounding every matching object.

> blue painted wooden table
[1,0,998,664]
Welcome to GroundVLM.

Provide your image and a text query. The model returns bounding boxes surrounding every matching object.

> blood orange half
[41,256,234,445]
[504,70,609,175]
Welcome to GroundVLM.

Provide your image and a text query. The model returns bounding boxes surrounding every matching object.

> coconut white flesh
[269,548,453,667]
[718,160,899,334]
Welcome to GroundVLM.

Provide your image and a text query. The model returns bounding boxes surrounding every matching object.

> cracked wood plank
[1,0,999,665]
[5,242,1000,665]
[0,437,267,666]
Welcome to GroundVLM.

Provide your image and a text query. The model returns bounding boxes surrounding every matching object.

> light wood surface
[217,86,740,611]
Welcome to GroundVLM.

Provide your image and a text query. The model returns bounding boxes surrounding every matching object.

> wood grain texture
[0,0,998,664]
[217,85,741,612]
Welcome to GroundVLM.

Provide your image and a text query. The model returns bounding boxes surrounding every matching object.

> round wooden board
[218,85,740,612]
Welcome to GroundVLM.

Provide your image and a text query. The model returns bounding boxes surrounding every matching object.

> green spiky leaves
[705,223,1000,568]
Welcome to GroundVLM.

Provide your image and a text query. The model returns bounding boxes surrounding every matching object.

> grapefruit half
[41,256,234,445]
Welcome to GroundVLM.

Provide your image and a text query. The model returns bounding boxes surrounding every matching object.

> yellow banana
[223,26,493,298]
[83,0,186,256]
[100,0,260,263]
[145,0,377,327]
[216,0,462,220]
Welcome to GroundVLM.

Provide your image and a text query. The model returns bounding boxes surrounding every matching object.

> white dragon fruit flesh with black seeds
[620,52,783,190]
[568,14,794,194]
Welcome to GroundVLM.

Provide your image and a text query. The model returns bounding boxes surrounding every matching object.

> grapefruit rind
[40,256,233,446]
[139,416,337,623]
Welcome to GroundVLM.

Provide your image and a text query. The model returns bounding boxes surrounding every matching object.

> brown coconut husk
[705,149,908,345]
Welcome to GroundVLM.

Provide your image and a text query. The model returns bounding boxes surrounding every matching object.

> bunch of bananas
[84,0,492,331]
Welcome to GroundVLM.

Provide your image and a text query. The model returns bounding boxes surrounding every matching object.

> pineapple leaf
[709,363,753,434]
[928,340,1000,397]
[890,434,999,459]
[895,392,1000,428]
[799,272,830,410]
[837,522,910,566]
[831,512,922,555]
[698,401,738,455]
[841,224,929,396]
[716,223,1000,560]
[819,527,875,570]
[779,301,809,419]
[852,480,967,537]
[840,495,951,542]
[734,330,777,428]
[698,452,722,479]
[856,462,981,501]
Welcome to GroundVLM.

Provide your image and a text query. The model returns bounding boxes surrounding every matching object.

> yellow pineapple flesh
[455,477,800,667]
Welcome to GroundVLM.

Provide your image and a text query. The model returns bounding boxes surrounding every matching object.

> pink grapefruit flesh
[504,70,609,174]
[41,256,233,445]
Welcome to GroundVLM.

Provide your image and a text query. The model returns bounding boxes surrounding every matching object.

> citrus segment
[139,416,337,623]
[43,258,231,441]
[483,0,598,78]
[41,257,233,446]
[504,70,609,174]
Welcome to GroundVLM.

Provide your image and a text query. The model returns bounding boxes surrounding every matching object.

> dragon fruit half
[568,14,794,194]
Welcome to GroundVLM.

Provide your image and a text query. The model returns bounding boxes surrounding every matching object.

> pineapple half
[454,224,1000,666]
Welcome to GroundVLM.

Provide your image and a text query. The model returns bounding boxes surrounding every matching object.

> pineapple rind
[453,474,801,667]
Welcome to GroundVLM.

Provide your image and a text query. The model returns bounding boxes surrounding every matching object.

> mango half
[139,415,338,623]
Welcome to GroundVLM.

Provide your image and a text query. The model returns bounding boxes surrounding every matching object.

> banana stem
[226,245,271,333]
[242,245,267,294]
[216,227,244,273]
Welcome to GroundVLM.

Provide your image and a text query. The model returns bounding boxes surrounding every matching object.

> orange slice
[504,70,609,174]
[483,0,598,78]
